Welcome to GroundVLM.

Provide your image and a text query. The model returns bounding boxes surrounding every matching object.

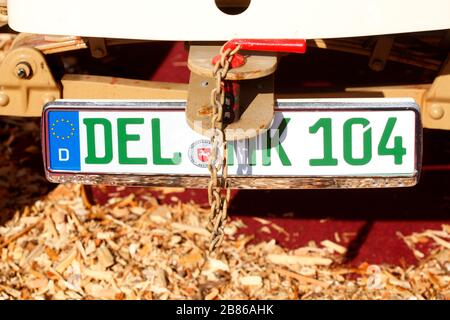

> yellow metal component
[61,74,187,99]
[10,33,145,56]
[0,46,60,116]
[11,33,88,55]
[423,55,450,130]
[0,1,7,28]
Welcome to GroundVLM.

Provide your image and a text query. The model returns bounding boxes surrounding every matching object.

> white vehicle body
[7,0,450,41]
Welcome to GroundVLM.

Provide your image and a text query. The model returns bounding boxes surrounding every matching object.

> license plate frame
[42,98,422,189]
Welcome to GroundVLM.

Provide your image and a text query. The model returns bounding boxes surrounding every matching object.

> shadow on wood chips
[0,117,55,225]
[229,170,450,221]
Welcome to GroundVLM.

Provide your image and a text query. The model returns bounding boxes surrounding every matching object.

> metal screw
[201,81,209,87]
[428,104,445,120]
[17,68,27,78]
[0,93,9,107]
[15,62,32,79]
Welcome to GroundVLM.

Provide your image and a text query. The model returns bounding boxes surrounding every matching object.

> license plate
[42,98,421,189]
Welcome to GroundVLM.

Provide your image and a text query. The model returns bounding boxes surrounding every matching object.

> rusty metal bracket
[186,43,278,141]
[0,46,60,116]
[186,72,274,140]
[61,74,187,100]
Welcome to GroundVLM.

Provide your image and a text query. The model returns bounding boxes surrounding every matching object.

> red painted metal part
[223,39,307,54]
[220,80,240,123]
[211,52,246,69]
[212,38,307,69]
[210,39,308,120]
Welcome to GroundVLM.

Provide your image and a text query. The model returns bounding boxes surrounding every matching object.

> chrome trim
[45,172,419,189]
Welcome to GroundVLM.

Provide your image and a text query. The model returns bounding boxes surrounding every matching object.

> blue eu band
[48,111,81,171]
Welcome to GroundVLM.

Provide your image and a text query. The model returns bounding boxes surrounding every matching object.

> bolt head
[0,93,9,107]
[15,62,32,79]
[429,105,445,120]
[17,68,27,78]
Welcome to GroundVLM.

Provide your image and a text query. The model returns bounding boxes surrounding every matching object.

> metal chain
[207,44,240,252]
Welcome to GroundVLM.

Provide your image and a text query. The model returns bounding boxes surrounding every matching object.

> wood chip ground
[0,183,448,300]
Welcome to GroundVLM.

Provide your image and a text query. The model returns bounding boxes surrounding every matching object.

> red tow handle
[223,39,307,54]
[212,39,306,68]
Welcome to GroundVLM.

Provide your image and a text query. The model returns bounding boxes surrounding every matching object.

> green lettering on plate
[117,118,147,165]
[84,118,113,164]
[151,118,181,165]
[263,117,292,166]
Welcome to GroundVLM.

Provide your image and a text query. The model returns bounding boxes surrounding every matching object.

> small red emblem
[197,147,211,163]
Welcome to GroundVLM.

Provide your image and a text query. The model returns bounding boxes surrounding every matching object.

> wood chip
[171,222,209,237]
[111,207,129,219]
[321,240,347,254]
[426,233,450,250]
[179,248,204,269]
[130,207,146,215]
[96,245,115,269]
[275,268,329,288]
[0,218,43,249]
[55,249,77,273]
[27,278,48,290]
[75,241,87,261]
[85,283,117,299]
[260,226,271,234]
[334,232,341,243]
[206,258,230,272]
[204,288,219,300]
[22,244,44,267]
[253,217,270,225]
[240,276,263,287]
[84,269,113,281]
[270,223,289,236]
